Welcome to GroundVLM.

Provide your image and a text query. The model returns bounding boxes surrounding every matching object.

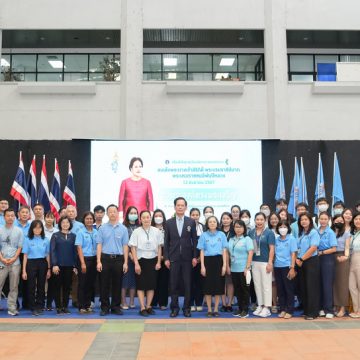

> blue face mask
[128,214,138,222]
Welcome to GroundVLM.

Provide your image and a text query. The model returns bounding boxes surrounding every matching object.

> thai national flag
[63,160,77,208]
[38,155,51,212]
[10,151,29,208]
[26,155,37,212]
[49,158,61,221]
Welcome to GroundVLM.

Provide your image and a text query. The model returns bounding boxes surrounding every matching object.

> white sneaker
[253,306,263,316]
[258,307,271,318]
[325,313,334,319]
[90,301,95,309]
[319,310,326,317]
[8,309,18,316]
[190,306,196,312]
[196,306,203,312]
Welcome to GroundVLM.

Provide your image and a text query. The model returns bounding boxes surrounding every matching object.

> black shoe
[139,309,149,317]
[63,308,71,314]
[146,307,155,315]
[170,309,179,318]
[183,309,191,317]
[220,305,227,312]
[32,310,39,316]
[100,309,109,316]
[56,308,64,315]
[227,306,233,312]
[111,309,123,315]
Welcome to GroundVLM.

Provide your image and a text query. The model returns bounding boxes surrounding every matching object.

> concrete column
[0,29,3,72]
[264,0,289,139]
[120,0,143,139]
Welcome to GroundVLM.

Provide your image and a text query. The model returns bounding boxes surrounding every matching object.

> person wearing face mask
[259,204,271,226]
[189,208,205,312]
[121,206,139,310]
[203,206,214,223]
[151,209,169,310]
[331,214,351,317]
[332,201,345,216]
[317,212,337,318]
[240,210,253,231]
[314,198,330,227]
[291,203,309,239]
[274,220,297,319]
[231,205,241,222]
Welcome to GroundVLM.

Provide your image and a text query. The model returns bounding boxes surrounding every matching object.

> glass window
[12,54,36,72]
[162,54,186,72]
[89,73,106,81]
[1,54,11,69]
[143,54,161,72]
[238,54,262,72]
[164,72,187,81]
[188,73,212,81]
[38,55,63,72]
[213,55,237,72]
[37,73,63,81]
[188,55,212,72]
[89,54,109,72]
[291,74,314,81]
[213,72,238,81]
[143,73,162,81]
[315,55,338,68]
[64,73,89,81]
[238,73,256,81]
[64,54,88,72]
[289,55,313,72]
[340,55,360,62]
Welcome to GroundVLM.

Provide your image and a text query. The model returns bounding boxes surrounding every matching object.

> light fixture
[40,36,45,41]
[163,58,177,66]
[1,58,10,67]
[167,73,177,80]
[48,60,64,69]
[215,73,229,80]
[220,58,235,66]
[303,37,309,41]
[238,36,244,41]
[105,36,111,40]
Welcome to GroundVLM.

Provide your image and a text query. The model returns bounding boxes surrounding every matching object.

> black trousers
[231,272,249,312]
[190,263,203,307]
[99,254,124,312]
[26,258,48,311]
[20,253,29,309]
[53,266,73,309]
[319,253,335,313]
[46,275,55,308]
[299,256,320,317]
[152,262,169,307]
[77,256,97,310]
[169,260,192,311]
[274,267,295,314]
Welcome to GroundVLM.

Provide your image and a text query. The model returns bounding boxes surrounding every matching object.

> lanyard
[255,229,264,249]
[142,227,151,242]
[232,236,243,253]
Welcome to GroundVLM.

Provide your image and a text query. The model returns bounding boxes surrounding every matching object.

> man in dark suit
[164,197,197,317]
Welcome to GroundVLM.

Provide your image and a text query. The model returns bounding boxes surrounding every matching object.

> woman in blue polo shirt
[274,220,297,319]
[228,220,254,318]
[248,212,275,318]
[76,211,98,314]
[296,213,320,320]
[22,220,51,316]
[317,211,337,318]
[198,216,227,317]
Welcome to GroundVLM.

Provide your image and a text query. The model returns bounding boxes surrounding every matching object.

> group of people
[0,195,360,321]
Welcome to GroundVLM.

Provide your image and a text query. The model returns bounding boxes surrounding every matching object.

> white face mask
[261,209,270,217]
[241,217,250,225]
[333,208,343,216]
[204,212,213,219]
[279,227,288,237]
[318,204,329,213]
[154,217,163,225]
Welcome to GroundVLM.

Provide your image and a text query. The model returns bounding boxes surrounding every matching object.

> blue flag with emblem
[288,157,300,216]
[332,152,344,212]
[314,153,326,213]
[275,160,286,201]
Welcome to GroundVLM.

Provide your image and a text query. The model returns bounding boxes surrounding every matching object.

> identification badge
[256,248,261,256]
[145,242,152,250]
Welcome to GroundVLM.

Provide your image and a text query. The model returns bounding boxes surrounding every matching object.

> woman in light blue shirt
[22,220,50,316]
[228,220,253,318]
[296,213,320,320]
[197,216,227,317]
[76,211,98,314]
[317,212,337,318]
[274,220,297,319]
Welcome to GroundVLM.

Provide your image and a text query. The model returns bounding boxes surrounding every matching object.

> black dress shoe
[111,308,123,315]
[100,309,109,316]
[183,309,191,317]
[170,309,179,318]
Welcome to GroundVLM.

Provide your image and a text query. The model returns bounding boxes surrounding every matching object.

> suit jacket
[164,216,197,262]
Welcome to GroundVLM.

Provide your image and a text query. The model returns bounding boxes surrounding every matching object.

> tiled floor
[1,317,360,359]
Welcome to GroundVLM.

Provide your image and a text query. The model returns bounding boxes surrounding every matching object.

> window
[188,55,212,72]
[38,54,63,72]
[64,54,88,72]
[12,54,36,72]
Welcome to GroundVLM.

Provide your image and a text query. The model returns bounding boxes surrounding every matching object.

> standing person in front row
[349,211,360,318]
[96,204,129,316]
[274,220,297,319]
[164,197,197,318]
[129,210,162,317]
[76,211,97,314]
[228,220,254,318]
[198,216,227,317]
[22,220,51,316]
[50,216,77,315]
[296,213,320,320]
[0,209,24,316]
[249,212,275,318]
[317,212,337,318]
